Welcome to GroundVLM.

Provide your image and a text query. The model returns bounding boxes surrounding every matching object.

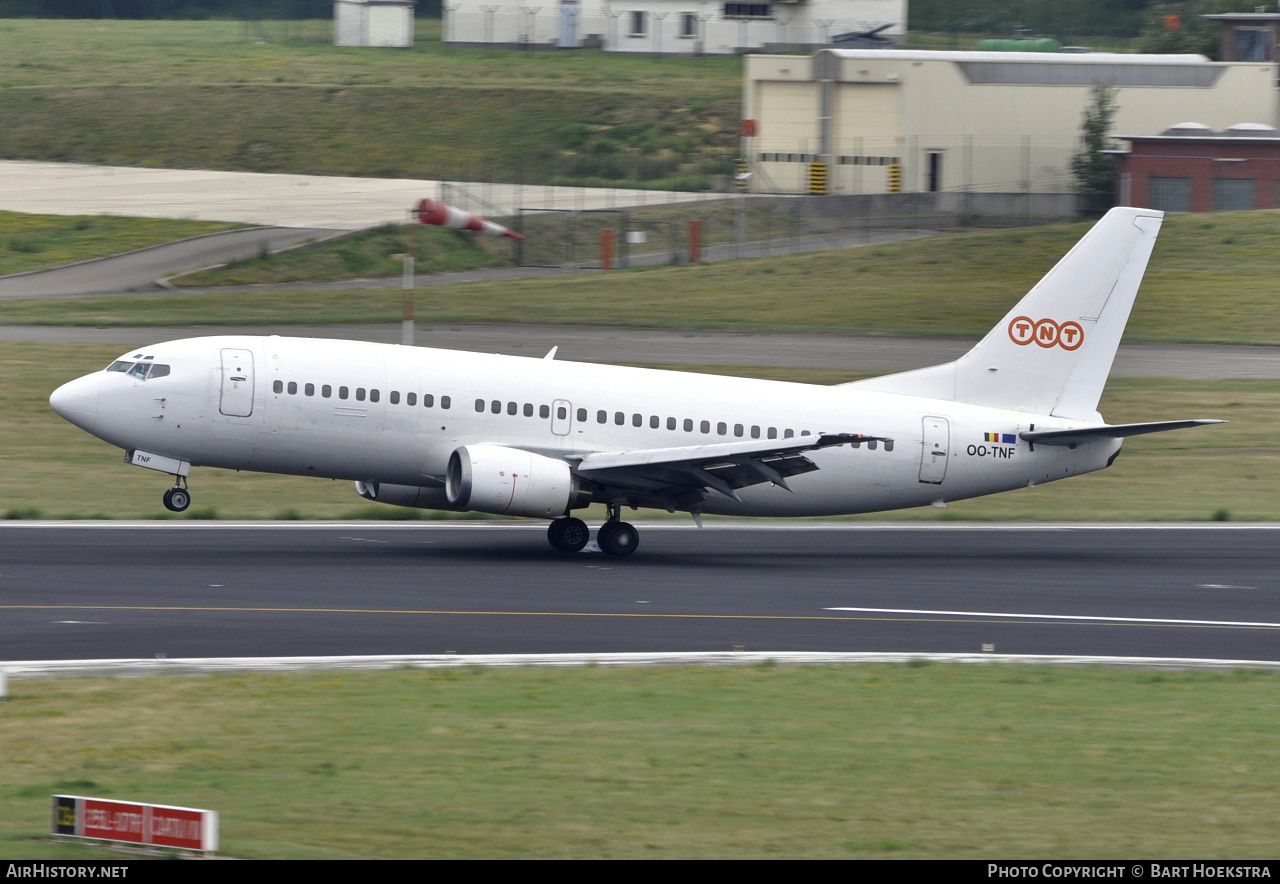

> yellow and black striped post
[887,163,902,193]
[807,162,828,195]
[734,159,750,191]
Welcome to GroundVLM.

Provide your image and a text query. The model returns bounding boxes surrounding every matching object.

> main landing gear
[547,505,639,558]
[162,477,191,513]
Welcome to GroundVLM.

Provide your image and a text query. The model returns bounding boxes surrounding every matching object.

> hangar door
[754,81,821,193]
[833,83,902,194]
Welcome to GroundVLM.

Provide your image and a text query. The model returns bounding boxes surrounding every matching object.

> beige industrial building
[743,49,1279,195]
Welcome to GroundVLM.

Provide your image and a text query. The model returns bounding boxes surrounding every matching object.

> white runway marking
[823,606,1280,630]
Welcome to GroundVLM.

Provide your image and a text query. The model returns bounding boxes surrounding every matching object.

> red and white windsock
[413,198,525,240]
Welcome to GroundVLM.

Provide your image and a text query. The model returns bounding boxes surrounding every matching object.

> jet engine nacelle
[446,444,586,518]
[354,480,453,510]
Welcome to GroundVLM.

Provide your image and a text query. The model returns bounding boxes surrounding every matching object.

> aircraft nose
[50,375,100,433]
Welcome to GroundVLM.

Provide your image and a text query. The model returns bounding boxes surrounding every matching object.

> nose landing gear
[162,478,191,513]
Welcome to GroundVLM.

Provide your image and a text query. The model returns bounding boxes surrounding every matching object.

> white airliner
[50,207,1220,556]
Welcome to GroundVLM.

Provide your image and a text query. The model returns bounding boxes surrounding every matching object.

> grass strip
[0,19,739,187]
[0,212,243,277]
[3,664,1280,858]
[5,212,1280,345]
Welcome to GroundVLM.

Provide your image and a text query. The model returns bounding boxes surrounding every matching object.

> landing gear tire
[598,520,639,558]
[547,517,590,553]
[163,486,190,513]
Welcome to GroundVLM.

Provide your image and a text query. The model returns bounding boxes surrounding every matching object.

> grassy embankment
[6,211,1280,346]
[0,212,242,277]
[0,18,740,189]
[3,665,1280,859]
[4,342,1273,521]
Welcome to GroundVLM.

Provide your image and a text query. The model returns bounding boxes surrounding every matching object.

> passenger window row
[270,382,889,451]
[272,380,451,410]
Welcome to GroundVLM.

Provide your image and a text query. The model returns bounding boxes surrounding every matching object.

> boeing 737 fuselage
[49,208,1221,556]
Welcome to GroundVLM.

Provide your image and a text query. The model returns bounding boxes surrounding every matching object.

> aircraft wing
[572,433,890,508]
[1020,419,1224,447]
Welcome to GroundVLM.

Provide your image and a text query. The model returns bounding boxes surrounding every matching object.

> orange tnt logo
[1008,316,1084,351]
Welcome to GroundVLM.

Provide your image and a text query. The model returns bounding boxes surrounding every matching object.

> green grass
[7,212,1280,345]
[4,665,1280,858]
[0,211,242,277]
[175,223,509,287]
[0,19,740,187]
[5,344,1271,521]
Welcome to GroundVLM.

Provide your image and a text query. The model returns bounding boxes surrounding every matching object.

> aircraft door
[918,416,949,484]
[551,399,572,436]
[219,348,255,417]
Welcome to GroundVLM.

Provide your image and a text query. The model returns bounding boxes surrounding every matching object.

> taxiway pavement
[5,323,1278,379]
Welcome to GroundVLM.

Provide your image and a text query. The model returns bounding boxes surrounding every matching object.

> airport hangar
[741,48,1279,197]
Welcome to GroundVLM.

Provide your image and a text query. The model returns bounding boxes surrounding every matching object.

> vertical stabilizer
[847,207,1163,419]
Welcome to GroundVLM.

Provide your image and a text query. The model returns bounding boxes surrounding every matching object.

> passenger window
[650,415,659,429]
[423,393,433,407]
[684,419,693,432]
[339,386,349,400]
[614,412,624,426]
[751,425,760,439]
[523,403,533,417]
[356,388,367,402]
[370,389,379,403]
[717,422,727,436]
[507,401,517,416]
[475,399,484,412]
[272,380,283,393]
[767,427,777,439]
[407,392,416,406]
[491,400,501,414]
[801,430,810,436]
[305,383,314,396]
[390,391,399,405]
[868,440,877,450]
[287,382,297,395]
[597,410,607,424]
[322,385,332,398]
[576,408,586,422]
[700,420,710,434]
[556,406,566,420]
[632,414,642,427]
[885,440,894,452]
[667,417,676,430]
[441,396,451,409]
[784,429,793,438]
[734,424,744,437]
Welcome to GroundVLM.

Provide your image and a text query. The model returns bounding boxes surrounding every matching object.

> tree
[1071,83,1120,216]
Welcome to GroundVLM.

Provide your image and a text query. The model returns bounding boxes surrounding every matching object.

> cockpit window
[110,361,171,380]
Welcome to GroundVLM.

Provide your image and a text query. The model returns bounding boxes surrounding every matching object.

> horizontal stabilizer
[1020,420,1224,447]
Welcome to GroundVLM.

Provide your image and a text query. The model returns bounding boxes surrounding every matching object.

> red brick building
[1115,122,1280,212]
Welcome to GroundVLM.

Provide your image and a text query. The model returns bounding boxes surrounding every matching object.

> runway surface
[3,523,1277,664]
